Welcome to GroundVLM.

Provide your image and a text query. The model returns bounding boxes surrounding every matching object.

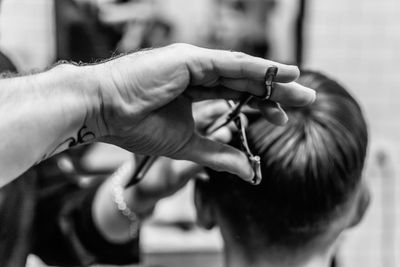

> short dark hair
[204,70,368,248]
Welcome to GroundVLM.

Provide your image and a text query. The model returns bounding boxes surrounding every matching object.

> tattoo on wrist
[64,125,95,148]
[35,125,95,166]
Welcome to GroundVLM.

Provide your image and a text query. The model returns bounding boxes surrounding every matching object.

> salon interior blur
[0,0,399,266]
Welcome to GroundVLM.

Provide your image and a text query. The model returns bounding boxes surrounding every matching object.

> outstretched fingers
[186,47,315,107]
[204,48,300,82]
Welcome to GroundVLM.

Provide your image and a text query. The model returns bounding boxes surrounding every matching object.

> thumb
[173,133,254,183]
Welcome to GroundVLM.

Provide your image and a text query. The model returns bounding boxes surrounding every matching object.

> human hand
[126,100,235,213]
[91,43,315,181]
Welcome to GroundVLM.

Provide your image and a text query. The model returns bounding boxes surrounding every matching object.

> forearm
[0,63,101,186]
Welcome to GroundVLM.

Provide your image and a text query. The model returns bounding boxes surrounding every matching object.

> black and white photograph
[0,0,398,267]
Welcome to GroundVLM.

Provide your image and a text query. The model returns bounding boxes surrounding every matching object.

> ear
[349,182,371,228]
[194,179,216,230]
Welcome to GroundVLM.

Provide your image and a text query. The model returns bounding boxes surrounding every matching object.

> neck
[223,238,336,267]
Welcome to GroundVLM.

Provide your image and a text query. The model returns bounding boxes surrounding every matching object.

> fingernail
[295,85,317,106]
[277,111,289,125]
[290,65,300,79]
[245,169,255,183]
[274,105,289,125]
[308,90,317,104]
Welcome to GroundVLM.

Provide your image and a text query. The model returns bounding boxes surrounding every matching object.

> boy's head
[195,71,370,256]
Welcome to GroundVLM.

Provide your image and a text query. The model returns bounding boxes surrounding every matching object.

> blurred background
[0,0,398,266]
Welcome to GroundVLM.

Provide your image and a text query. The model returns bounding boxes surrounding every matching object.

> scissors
[125,66,278,188]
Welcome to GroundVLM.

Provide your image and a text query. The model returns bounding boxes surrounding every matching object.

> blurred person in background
[56,0,174,62]
[209,0,276,58]
[97,0,173,51]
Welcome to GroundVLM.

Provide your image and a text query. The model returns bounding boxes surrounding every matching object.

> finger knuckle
[232,51,247,60]
[169,43,194,51]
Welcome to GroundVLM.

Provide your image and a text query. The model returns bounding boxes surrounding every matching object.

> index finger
[199,48,300,83]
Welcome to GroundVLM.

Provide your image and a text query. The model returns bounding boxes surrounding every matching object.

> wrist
[53,63,107,139]
[87,58,133,143]
[38,63,102,155]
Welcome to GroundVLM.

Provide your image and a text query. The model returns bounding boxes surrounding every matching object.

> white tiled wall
[306,0,400,143]
[305,1,400,266]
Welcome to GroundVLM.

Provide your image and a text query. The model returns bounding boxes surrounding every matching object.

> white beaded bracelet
[112,161,140,239]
